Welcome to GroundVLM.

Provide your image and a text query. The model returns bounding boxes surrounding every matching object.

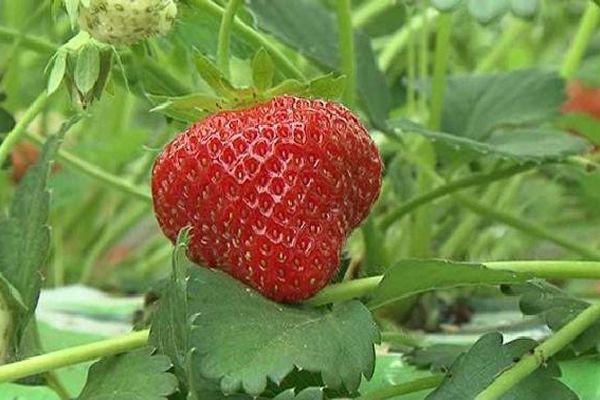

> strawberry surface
[152,96,382,302]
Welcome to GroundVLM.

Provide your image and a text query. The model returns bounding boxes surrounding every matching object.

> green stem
[80,204,150,284]
[476,20,529,73]
[456,193,600,260]
[406,5,417,114]
[0,330,149,384]
[304,276,384,307]
[190,0,304,80]
[45,370,71,400]
[411,11,451,257]
[336,0,356,108]
[380,163,535,230]
[352,0,395,28]
[485,261,600,279]
[0,26,56,54]
[0,92,50,168]
[428,13,452,131]
[475,301,600,400]
[352,0,396,28]
[306,261,600,306]
[440,181,505,259]
[358,375,444,400]
[379,8,440,71]
[217,0,243,78]
[25,132,152,203]
[560,1,600,79]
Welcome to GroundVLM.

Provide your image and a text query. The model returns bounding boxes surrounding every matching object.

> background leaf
[503,281,600,353]
[47,51,67,95]
[0,119,74,361]
[78,346,178,400]
[368,260,527,310]
[252,48,275,92]
[431,0,462,13]
[509,0,539,19]
[389,119,588,163]
[467,0,509,24]
[247,0,390,127]
[442,70,565,141]
[426,332,576,399]
[75,44,100,95]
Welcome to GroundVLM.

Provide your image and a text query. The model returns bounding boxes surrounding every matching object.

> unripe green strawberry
[78,0,177,45]
[152,96,383,303]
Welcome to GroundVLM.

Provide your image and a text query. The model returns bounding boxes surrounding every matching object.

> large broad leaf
[0,118,76,361]
[368,260,527,310]
[426,332,577,399]
[150,236,380,398]
[388,119,588,163]
[442,69,565,141]
[78,347,178,400]
[0,384,60,400]
[188,269,378,396]
[560,356,600,399]
[503,281,600,353]
[247,0,390,128]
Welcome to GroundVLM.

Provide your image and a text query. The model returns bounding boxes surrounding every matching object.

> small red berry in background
[10,141,61,184]
[562,80,600,120]
[151,96,383,302]
[11,142,41,184]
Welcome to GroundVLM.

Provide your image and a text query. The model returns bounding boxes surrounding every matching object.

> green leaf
[148,93,220,122]
[273,387,324,400]
[305,74,346,100]
[426,332,577,399]
[557,113,600,146]
[151,237,380,398]
[368,260,526,310]
[0,384,60,400]
[267,74,346,100]
[252,48,275,92]
[405,345,469,373]
[0,118,76,361]
[0,107,15,133]
[189,269,379,396]
[467,0,509,24]
[389,119,588,163]
[247,0,390,128]
[359,354,435,400]
[431,0,462,12]
[78,347,178,400]
[503,281,600,353]
[47,51,67,95]
[194,53,239,99]
[509,0,539,19]
[442,70,565,141]
[560,356,600,399]
[150,74,346,123]
[64,0,81,28]
[75,44,101,95]
[149,231,192,384]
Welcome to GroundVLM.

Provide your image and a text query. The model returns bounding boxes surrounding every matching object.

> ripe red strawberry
[152,96,382,302]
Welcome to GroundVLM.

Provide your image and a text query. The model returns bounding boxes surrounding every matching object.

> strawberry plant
[1,0,600,399]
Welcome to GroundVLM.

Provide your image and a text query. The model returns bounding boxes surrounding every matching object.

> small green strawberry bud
[78,0,177,45]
